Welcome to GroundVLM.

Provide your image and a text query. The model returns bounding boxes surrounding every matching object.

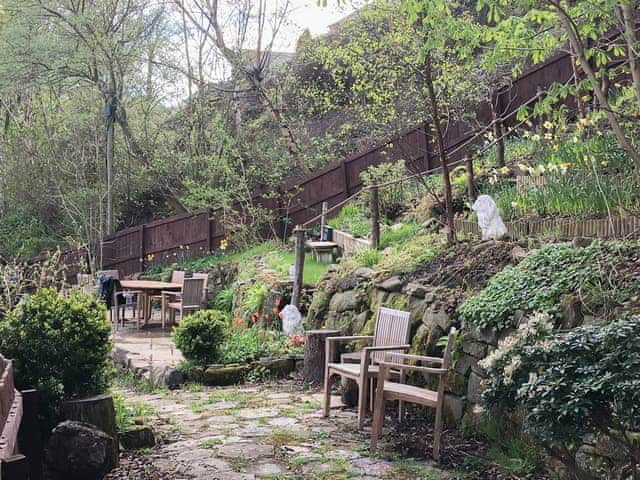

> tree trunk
[489,98,505,168]
[303,329,340,386]
[424,53,456,244]
[620,2,640,114]
[105,102,115,235]
[550,1,640,169]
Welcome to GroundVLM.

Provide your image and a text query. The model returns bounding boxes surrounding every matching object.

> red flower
[274,297,281,307]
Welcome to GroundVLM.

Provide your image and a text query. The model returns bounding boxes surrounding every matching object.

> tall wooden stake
[370,186,380,249]
[320,202,328,238]
[465,155,476,200]
[291,226,306,308]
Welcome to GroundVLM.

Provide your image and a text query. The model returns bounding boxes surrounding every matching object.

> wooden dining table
[119,280,181,324]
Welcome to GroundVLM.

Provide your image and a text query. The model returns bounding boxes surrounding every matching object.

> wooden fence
[454,215,640,240]
[95,50,577,277]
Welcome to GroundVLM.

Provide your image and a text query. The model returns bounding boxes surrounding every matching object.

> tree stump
[303,329,340,386]
[60,394,118,466]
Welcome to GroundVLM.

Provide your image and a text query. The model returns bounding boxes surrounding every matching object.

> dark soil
[409,240,523,291]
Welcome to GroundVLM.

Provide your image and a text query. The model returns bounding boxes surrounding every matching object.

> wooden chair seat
[164,277,205,328]
[167,302,181,309]
[370,328,457,461]
[381,382,438,407]
[323,307,411,429]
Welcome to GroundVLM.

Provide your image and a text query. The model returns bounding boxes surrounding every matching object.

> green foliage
[457,241,640,331]
[217,327,299,364]
[352,249,382,268]
[330,203,370,238]
[360,160,409,221]
[172,310,227,365]
[482,314,640,475]
[263,250,329,286]
[214,287,234,313]
[379,222,421,249]
[239,282,269,320]
[112,391,155,432]
[0,288,111,406]
[0,208,58,258]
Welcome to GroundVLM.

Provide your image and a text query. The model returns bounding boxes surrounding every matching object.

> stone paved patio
[107,380,453,480]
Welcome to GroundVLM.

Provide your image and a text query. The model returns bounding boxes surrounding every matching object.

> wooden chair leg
[398,369,406,421]
[322,369,332,417]
[357,376,368,429]
[433,404,443,461]
[370,391,386,450]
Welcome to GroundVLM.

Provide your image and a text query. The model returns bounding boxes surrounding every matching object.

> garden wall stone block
[443,394,465,425]
[188,356,298,386]
[466,372,484,404]
[377,276,403,292]
[462,340,487,359]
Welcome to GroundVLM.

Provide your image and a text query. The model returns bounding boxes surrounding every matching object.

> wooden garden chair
[370,327,457,461]
[192,272,209,304]
[322,307,411,429]
[165,277,205,327]
[150,270,185,326]
[96,270,142,328]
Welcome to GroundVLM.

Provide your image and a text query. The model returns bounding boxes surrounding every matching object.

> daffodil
[523,130,530,138]
[543,120,553,130]
[531,134,541,142]
[579,117,588,126]
[552,144,559,151]
[544,132,553,140]
[511,201,518,208]
[499,166,509,175]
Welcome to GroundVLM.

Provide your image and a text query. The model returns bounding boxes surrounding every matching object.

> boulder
[119,425,155,450]
[164,368,186,390]
[329,291,359,313]
[45,421,117,480]
[466,372,485,404]
[462,340,486,359]
[443,394,465,425]
[422,307,451,332]
[377,276,404,292]
[510,246,528,262]
[353,267,374,279]
[467,325,498,345]
[560,294,583,330]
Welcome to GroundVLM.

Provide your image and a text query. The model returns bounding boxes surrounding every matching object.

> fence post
[370,186,380,250]
[139,225,145,273]
[465,155,476,200]
[320,202,328,237]
[291,226,306,308]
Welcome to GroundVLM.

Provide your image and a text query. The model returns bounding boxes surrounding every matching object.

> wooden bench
[0,354,28,480]
[305,241,338,264]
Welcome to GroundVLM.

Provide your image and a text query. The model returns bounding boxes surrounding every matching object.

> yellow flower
[511,201,518,208]
[139,257,144,263]
[580,117,588,125]
[552,144,559,151]
[499,166,509,175]
[543,120,553,130]
[544,132,553,140]
[523,130,530,138]
[596,130,603,136]
[572,137,579,143]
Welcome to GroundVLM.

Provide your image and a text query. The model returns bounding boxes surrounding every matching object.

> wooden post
[320,202,328,238]
[303,329,340,386]
[19,389,42,480]
[370,186,380,250]
[465,155,476,200]
[291,226,306,308]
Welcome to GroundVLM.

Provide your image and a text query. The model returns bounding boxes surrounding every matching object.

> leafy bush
[217,327,298,364]
[360,160,409,220]
[172,310,227,365]
[457,241,640,331]
[0,288,111,405]
[379,222,421,249]
[481,314,640,478]
[214,286,234,313]
[330,203,370,238]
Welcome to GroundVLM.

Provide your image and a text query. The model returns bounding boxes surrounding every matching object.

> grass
[263,250,329,285]
[112,391,155,431]
[329,203,370,238]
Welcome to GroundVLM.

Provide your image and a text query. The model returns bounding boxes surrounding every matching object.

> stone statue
[472,194,508,240]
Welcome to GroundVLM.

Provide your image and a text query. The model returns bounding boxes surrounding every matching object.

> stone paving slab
[108,380,453,480]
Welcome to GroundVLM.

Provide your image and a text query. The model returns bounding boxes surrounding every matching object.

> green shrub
[214,286,234,313]
[457,241,640,331]
[217,327,295,364]
[0,288,112,405]
[330,203,370,238]
[172,310,227,365]
[379,222,421,249]
[354,249,382,268]
[481,314,640,477]
[360,160,409,221]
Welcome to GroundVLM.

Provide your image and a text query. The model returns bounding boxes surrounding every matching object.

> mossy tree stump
[303,329,340,386]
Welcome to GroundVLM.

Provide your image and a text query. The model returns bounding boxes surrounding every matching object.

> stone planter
[187,355,300,386]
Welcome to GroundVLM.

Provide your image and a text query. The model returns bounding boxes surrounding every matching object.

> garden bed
[186,354,304,386]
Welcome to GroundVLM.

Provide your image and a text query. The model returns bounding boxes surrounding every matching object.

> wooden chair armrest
[161,290,181,297]
[385,353,444,364]
[326,335,373,344]
[377,360,447,376]
[362,344,411,353]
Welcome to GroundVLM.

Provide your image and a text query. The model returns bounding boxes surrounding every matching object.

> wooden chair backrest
[97,269,120,280]
[181,278,205,308]
[192,273,208,302]
[372,307,411,363]
[171,270,186,285]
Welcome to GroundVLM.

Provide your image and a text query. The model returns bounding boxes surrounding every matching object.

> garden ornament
[471,194,508,240]
[280,304,302,334]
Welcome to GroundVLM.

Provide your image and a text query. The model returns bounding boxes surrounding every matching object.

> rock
[119,425,155,450]
[462,340,486,359]
[164,368,185,390]
[467,325,498,345]
[353,267,373,279]
[422,307,451,332]
[421,217,438,229]
[510,246,528,262]
[595,434,630,461]
[404,282,428,299]
[198,364,251,386]
[45,421,117,480]
[572,237,594,248]
[443,394,465,425]
[560,294,583,330]
[329,291,359,313]
[466,373,484,404]
[445,371,467,397]
[353,311,370,333]
[575,444,612,479]
[454,353,477,377]
[377,276,403,292]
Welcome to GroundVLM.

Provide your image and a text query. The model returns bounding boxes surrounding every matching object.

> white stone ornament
[281,304,303,334]
[471,194,508,240]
